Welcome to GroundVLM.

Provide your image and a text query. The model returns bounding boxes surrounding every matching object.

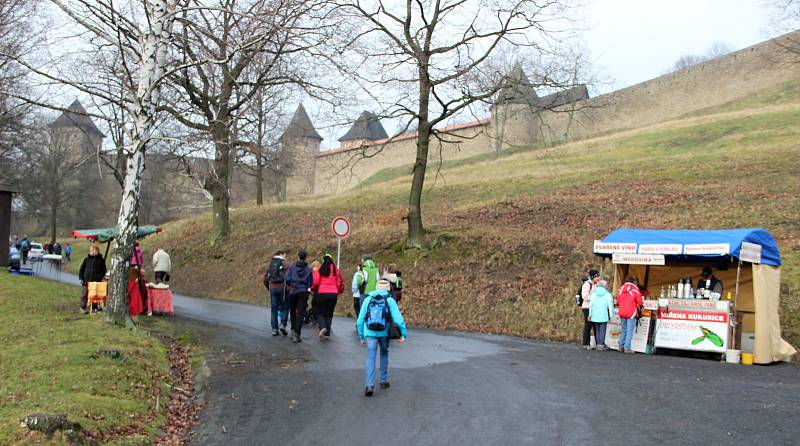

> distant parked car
[29,242,44,258]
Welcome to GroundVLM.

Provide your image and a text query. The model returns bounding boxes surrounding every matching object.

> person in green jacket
[357,255,380,302]
[588,280,614,351]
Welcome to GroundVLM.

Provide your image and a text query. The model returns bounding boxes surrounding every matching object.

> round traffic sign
[332,216,351,238]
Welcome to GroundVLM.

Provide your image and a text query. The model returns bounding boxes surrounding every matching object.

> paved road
[39,270,800,445]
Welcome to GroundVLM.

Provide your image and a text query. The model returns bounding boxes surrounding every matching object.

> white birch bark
[106,0,181,325]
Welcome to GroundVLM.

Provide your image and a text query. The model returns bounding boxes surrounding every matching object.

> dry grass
[118,83,800,347]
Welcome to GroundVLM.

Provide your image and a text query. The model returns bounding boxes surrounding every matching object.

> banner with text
[655,309,729,353]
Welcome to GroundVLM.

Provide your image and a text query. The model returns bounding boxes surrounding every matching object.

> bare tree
[665,42,733,74]
[0,0,40,182]
[332,0,579,248]
[18,121,91,241]
[161,0,329,245]
[236,84,291,205]
[766,0,800,62]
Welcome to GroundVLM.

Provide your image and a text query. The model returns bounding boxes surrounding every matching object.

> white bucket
[726,349,741,364]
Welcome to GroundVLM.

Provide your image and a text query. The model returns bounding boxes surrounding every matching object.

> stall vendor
[697,266,724,294]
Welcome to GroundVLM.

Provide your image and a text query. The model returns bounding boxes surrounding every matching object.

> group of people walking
[263,251,408,396]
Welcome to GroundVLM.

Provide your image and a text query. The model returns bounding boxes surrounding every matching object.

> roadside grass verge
[0,274,172,445]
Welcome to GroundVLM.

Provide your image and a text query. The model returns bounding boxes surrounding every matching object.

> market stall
[72,226,166,316]
[594,228,796,364]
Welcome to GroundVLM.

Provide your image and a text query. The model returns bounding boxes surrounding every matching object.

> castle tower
[338,111,388,150]
[49,99,105,159]
[281,103,323,197]
[490,63,540,151]
[48,100,106,227]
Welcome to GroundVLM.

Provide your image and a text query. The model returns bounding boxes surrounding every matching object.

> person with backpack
[64,243,72,262]
[587,280,614,351]
[285,250,313,343]
[617,276,644,354]
[311,254,343,340]
[20,236,30,265]
[382,263,404,302]
[265,251,289,336]
[357,279,407,397]
[579,269,600,350]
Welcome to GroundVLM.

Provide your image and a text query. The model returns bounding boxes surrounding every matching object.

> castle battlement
[282,30,800,198]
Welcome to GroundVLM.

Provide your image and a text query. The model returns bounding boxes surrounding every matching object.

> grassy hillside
[131,81,800,347]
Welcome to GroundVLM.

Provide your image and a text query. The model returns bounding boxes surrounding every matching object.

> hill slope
[140,81,800,347]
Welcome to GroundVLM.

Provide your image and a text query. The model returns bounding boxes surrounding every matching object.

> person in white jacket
[152,247,171,284]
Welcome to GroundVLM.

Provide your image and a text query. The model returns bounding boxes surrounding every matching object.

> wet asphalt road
[39,270,800,445]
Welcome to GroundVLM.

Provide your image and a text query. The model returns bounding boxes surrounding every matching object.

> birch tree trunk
[106,0,180,326]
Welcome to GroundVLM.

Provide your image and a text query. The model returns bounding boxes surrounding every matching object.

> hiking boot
[379,382,391,389]
[319,328,327,339]
[364,387,374,397]
[272,329,279,336]
[280,325,288,336]
[625,349,636,354]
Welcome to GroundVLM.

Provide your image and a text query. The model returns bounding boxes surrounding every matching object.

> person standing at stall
[152,246,171,284]
[588,280,614,351]
[311,254,344,340]
[697,266,724,295]
[616,276,643,354]
[580,269,600,350]
[78,245,106,314]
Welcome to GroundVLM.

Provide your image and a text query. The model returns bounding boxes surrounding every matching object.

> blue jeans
[270,287,287,330]
[364,337,390,387]
[619,317,637,350]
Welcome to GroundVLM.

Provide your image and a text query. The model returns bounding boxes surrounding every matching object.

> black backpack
[575,276,589,306]
[265,258,285,285]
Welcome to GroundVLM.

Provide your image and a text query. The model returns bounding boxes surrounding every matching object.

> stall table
[146,285,174,315]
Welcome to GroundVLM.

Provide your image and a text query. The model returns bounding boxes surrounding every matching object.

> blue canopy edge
[597,227,781,266]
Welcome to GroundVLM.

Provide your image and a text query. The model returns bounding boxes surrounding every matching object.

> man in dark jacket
[285,250,313,343]
[78,245,107,313]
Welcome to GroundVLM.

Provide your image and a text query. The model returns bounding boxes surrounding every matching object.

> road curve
[37,269,800,445]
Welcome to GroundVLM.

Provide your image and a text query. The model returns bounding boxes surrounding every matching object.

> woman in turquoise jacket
[357,280,408,397]
[588,280,614,351]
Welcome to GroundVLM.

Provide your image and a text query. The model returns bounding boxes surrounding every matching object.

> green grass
[0,274,172,445]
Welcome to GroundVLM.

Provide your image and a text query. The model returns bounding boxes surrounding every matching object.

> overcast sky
[585,0,773,94]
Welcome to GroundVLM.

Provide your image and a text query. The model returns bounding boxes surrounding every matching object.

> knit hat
[376,279,391,292]
[589,269,600,280]
[596,280,608,290]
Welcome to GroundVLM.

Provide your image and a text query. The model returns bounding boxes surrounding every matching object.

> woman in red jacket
[616,276,643,353]
[312,254,344,340]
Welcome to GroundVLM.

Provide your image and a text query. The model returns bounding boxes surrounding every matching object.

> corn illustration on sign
[655,310,729,353]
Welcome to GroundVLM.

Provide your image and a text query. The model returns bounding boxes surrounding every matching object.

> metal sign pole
[337,237,342,267]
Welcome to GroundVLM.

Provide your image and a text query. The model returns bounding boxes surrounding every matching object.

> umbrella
[71,226,162,258]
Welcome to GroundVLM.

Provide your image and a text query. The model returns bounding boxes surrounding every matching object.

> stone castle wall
[534,31,800,144]
[313,121,493,195]
[298,31,800,197]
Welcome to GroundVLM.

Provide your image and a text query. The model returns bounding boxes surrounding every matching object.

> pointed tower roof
[495,63,539,105]
[49,99,104,137]
[338,111,388,142]
[281,103,323,140]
